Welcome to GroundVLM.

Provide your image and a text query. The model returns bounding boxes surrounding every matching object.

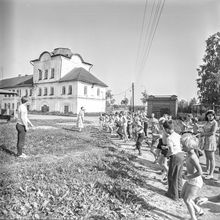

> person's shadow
[0,144,17,156]
[201,203,220,214]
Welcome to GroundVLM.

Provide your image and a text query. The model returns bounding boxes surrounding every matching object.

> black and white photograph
[0,0,220,219]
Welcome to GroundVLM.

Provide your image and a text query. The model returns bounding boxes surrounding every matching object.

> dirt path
[110,137,220,220]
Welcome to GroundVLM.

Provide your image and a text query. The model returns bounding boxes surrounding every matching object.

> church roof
[0,75,33,89]
[60,67,108,87]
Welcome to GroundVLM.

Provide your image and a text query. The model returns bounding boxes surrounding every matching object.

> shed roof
[0,75,33,89]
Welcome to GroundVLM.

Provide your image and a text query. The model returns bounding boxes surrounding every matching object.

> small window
[51,68,55,79]
[62,86,66,95]
[30,89,32,96]
[44,70,48,79]
[8,103,10,109]
[44,87,48,96]
[25,89,28,96]
[17,102,19,109]
[84,86,87,95]
[12,103,15,109]
[68,85,72,95]
[38,88,42,96]
[39,69,42,80]
[50,87,54,95]
[4,103,7,109]
[97,88,100,96]
[17,89,19,96]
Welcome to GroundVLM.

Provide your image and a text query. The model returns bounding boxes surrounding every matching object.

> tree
[197,32,220,108]
[106,90,115,107]
[188,97,197,113]
[178,99,189,113]
[121,97,129,106]
[140,90,148,104]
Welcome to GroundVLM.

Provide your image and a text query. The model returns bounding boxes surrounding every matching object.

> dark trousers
[144,122,148,137]
[167,152,185,200]
[16,123,26,156]
[127,124,132,139]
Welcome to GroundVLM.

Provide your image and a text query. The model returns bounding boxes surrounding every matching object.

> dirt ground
[110,138,220,220]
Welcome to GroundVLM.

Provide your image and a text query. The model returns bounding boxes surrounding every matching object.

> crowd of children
[99,110,220,220]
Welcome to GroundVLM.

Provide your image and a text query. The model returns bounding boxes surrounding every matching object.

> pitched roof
[0,75,33,89]
[0,89,18,95]
[60,67,108,87]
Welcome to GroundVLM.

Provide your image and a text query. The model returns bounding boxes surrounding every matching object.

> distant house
[146,95,178,118]
[0,48,108,114]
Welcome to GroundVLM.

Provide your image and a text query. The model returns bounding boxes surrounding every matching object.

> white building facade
[0,48,107,114]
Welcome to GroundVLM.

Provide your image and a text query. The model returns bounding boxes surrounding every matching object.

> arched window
[84,86,87,95]
[68,85,72,95]
[38,88,42,96]
[97,88,100,96]
[62,86,66,95]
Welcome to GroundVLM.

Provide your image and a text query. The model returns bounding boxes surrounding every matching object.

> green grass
[0,121,156,220]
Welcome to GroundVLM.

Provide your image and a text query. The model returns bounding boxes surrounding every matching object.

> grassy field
[0,120,160,220]
[1,119,220,220]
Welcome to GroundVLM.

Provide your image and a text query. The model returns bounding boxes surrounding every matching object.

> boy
[163,120,185,200]
[16,96,34,158]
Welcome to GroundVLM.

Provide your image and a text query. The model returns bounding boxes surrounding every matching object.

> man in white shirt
[16,96,34,158]
[163,120,185,200]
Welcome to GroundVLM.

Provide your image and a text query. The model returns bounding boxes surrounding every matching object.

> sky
[0,0,220,105]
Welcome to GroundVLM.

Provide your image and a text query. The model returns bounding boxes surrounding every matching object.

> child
[150,121,162,163]
[163,120,185,200]
[134,117,145,156]
[99,113,105,130]
[181,134,204,220]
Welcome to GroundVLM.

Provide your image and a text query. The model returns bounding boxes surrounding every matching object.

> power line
[139,0,165,73]
[139,0,160,72]
[112,86,132,97]
[135,0,148,74]
[135,0,165,77]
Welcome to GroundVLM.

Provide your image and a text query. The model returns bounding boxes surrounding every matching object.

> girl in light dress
[201,110,218,179]
[181,134,204,220]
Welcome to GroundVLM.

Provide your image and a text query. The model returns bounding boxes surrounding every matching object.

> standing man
[77,106,85,132]
[16,96,34,158]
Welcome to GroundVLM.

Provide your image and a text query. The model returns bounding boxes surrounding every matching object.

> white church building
[0,48,108,114]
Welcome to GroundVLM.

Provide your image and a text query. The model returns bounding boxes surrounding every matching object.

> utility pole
[132,82,134,112]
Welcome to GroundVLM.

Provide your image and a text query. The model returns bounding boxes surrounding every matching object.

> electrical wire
[135,0,165,78]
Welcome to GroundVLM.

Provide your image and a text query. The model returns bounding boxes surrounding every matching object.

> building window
[4,103,7,109]
[44,87,48,96]
[38,88,42,96]
[97,88,100,96]
[84,86,87,95]
[44,70,48,79]
[50,87,54,96]
[68,85,72,95]
[51,68,55,79]
[17,102,19,109]
[12,103,14,109]
[25,89,28,96]
[30,89,32,96]
[17,89,19,96]
[8,103,10,109]
[62,86,66,95]
[39,69,42,80]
